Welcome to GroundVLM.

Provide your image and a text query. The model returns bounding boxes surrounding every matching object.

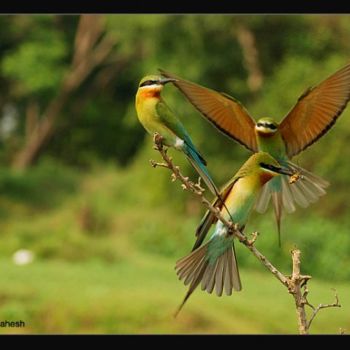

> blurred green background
[0,14,350,334]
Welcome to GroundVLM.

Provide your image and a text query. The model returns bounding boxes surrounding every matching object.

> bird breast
[259,171,275,185]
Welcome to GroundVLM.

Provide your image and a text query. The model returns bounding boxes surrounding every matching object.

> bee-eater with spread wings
[160,64,350,244]
[135,75,219,196]
[174,152,295,316]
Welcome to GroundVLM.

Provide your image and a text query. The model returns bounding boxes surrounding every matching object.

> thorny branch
[150,133,342,335]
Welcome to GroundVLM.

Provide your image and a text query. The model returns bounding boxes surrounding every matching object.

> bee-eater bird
[174,152,295,316]
[160,64,350,244]
[135,74,219,197]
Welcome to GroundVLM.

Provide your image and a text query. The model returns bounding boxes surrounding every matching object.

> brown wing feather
[159,69,258,152]
[279,62,350,158]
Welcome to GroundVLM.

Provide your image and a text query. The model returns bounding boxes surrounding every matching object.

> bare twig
[306,289,341,330]
[150,133,342,334]
[288,251,341,334]
[289,249,311,334]
[248,231,259,245]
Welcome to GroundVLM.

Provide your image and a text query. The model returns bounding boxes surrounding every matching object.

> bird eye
[257,123,262,127]
[139,80,157,87]
[267,124,277,130]
[259,162,277,171]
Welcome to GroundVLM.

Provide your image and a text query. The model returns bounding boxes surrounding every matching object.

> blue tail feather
[183,143,218,196]
[183,144,235,229]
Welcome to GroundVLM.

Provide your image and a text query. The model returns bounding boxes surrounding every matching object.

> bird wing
[159,69,258,152]
[156,99,206,160]
[156,100,225,197]
[279,62,350,158]
[155,99,189,141]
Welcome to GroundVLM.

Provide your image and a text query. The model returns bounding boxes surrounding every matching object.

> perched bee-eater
[160,64,350,244]
[135,75,219,196]
[175,152,295,316]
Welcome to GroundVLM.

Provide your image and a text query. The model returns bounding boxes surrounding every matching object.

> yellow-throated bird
[135,75,219,196]
[174,152,296,316]
[160,64,350,244]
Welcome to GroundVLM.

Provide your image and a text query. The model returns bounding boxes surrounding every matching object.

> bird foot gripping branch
[151,132,207,195]
[150,134,172,170]
[153,132,165,150]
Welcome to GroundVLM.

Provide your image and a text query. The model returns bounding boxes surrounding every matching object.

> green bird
[135,74,219,196]
[160,64,350,245]
[175,152,295,316]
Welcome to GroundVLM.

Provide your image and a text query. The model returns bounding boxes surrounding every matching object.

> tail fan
[174,239,241,317]
[255,162,329,245]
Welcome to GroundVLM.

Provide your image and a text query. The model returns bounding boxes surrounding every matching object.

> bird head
[240,152,295,185]
[255,117,278,135]
[258,152,295,184]
[138,75,178,91]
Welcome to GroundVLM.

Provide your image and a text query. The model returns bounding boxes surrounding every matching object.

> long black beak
[274,166,295,176]
[260,162,295,176]
[159,77,178,85]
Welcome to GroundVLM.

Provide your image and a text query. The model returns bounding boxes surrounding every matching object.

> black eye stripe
[139,80,157,87]
[257,122,277,130]
[259,162,280,172]
[267,124,277,130]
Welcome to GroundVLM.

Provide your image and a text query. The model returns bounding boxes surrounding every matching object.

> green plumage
[175,152,293,316]
[135,75,217,195]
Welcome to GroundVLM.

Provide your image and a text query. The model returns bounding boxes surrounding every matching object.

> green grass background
[0,161,348,334]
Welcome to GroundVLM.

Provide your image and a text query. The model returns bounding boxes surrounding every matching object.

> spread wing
[279,62,350,158]
[159,69,258,152]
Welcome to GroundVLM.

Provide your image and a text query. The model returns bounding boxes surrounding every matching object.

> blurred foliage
[0,15,350,333]
[0,159,78,210]
[0,13,349,277]
[1,15,350,172]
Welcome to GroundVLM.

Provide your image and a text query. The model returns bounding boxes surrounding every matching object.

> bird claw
[153,132,164,146]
